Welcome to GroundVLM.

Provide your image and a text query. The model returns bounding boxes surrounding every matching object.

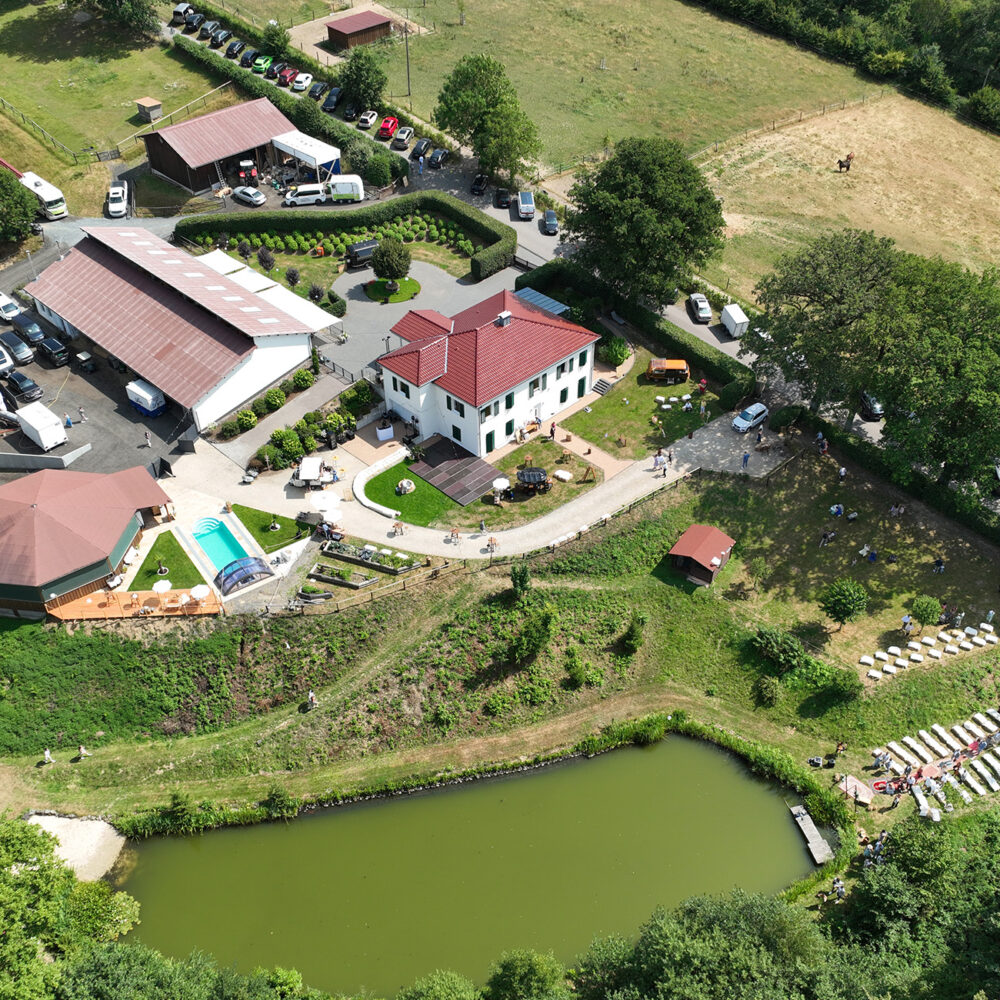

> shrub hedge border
[173,191,517,280]
[515,259,755,402]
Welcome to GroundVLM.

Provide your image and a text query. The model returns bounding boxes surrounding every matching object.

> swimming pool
[192,517,249,572]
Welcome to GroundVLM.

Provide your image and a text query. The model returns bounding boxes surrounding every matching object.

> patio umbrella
[492,477,510,491]
[190,584,211,601]
[152,579,172,594]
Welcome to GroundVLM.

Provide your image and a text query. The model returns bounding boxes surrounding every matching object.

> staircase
[592,378,614,396]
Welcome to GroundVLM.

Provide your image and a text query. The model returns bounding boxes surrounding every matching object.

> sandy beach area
[27,814,125,880]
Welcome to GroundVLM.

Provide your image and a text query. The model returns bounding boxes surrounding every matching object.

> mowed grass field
[0,0,238,151]
[380,0,871,169]
[698,94,1000,298]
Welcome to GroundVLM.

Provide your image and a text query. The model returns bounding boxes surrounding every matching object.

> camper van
[19,172,68,220]
[645,358,690,384]
[326,174,364,203]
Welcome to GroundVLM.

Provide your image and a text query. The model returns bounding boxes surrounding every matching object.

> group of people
[816,876,848,905]
[652,448,673,477]
[42,746,92,764]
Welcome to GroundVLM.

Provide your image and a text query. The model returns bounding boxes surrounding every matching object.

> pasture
[379,0,872,170]
[699,94,1000,298]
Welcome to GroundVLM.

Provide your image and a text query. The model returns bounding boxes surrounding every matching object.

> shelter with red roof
[377,290,600,457]
[0,467,171,614]
[668,524,736,586]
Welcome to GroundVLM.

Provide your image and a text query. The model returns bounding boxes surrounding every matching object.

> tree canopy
[0,169,39,244]
[372,238,411,281]
[562,137,725,309]
[433,55,540,182]
[819,578,869,629]
[87,0,158,33]
[340,46,388,111]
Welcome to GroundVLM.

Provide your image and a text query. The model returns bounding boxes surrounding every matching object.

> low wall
[352,447,410,518]
[0,442,92,471]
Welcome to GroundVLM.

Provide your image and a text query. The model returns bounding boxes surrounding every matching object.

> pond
[118,737,813,996]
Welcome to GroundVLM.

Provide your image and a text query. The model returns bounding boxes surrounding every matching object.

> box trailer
[17,402,67,451]
[326,174,364,203]
[721,304,749,339]
[19,172,68,220]
[126,379,166,417]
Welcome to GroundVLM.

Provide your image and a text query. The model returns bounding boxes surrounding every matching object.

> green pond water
[120,737,813,996]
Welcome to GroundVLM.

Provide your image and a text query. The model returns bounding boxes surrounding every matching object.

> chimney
[496,310,512,327]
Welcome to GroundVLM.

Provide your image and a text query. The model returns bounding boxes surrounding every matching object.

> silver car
[732,402,769,433]
[687,293,712,323]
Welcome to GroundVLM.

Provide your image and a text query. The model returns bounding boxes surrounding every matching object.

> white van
[517,190,535,220]
[283,183,327,207]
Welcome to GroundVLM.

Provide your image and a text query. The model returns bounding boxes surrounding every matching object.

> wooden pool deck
[48,588,223,621]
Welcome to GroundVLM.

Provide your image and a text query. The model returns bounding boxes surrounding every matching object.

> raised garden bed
[308,561,379,590]
[320,539,420,575]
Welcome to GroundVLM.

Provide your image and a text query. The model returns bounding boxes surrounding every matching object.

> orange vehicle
[645,358,690,384]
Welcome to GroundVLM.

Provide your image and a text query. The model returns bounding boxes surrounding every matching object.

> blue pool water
[192,518,249,571]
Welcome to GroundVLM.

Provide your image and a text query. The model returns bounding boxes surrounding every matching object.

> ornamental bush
[328,289,347,317]
[218,420,240,439]
[236,409,257,431]
[293,369,314,390]
[251,396,269,417]
[264,387,286,411]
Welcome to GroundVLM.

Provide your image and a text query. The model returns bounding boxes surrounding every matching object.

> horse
[837,151,855,172]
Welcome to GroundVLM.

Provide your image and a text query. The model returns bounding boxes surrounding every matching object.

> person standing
[78,406,87,422]
[742,451,750,470]
[144,430,152,448]
[308,690,318,710]
[549,422,556,440]
[418,154,424,176]
[839,466,847,481]
[43,748,54,764]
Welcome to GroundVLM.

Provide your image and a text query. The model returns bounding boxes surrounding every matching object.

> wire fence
[0,96,81,163]
[117,82,235,150]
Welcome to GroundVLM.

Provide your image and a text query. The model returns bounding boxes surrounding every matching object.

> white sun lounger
[919,730,948,757]
[953,724,975,745]
[964,720,987,739]
[988,708,1000,727]
[888,741,921,768]
[903,736,934,764]
[933,725,962,752]
[974,712,998,733]
[958,767,987,796]
[944,773,973,804]
[980,752,1000,780]
[971,758,999,792]
[911,786,930,817]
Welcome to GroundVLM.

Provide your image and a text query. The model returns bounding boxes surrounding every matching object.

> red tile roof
[0,468,171,588]
[391,309,451,342]
[380,290,599,406]
[383,335,448,386]
[668,525,735,571]
[24,239,253,408]
[148,98,294,168]
[326,10,391,32]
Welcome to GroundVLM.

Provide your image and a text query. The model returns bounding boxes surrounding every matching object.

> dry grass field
[698,94,1000,299]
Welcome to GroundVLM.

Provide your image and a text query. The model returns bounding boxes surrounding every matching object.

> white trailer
[19,172,68,220]
[17,402,67,451]
[721,303,749,339]
[326,174,364,203]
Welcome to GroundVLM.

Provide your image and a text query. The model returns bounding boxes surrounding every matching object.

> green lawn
[363,462,459,526]
[381,0,871,169]
[131,531,205,590]
[564,348,719,459]
[364,277,422,302]
[232,504,312,553]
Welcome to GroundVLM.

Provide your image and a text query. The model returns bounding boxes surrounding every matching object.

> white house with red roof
[378,290,600,457]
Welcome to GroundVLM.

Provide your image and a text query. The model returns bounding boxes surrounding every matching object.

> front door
[577,376,586,398]
[485,430,495,453]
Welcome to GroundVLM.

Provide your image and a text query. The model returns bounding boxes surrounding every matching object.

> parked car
[411,137,432,160]
[309,80,329,100]
[392,126,414,149]
[357,110,378,129]
[252,53,272,73]
[209,27,232,48]
[471,174,488,195]
[184,11,205,30]
[429,148,449,168]
[495,187,511,208]
[10,312,45,345]
[225,38,246,58]
[321,87,342,112]
[0,345,14,377]
[265,60,287,80]
[171,3,194,24]
[239,47,258,68]
[0,331,33,364]
[543,209,558,235]
[732,402,769,434]
[197,19,219,39]
[37,337,69,367]
[0,291,23,322]
[342,104,360,121]
[860,390,885,421]
[377,116,398,139]
[277,66,299,87]
[4,369,43,402]
[232,185,266,207]
[292,72,313,92]
[107,179,128,218]
[517,190,535,219]
[687,292,712,323]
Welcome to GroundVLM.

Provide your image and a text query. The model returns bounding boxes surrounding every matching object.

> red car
[377,116,399,140]
[277,66,299,87]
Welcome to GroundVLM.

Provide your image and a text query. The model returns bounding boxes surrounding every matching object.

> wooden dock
[790,804,834,864]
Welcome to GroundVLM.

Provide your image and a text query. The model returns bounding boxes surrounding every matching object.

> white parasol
[492,477,510,491]
[190,583,211,600]
[152,579,172,594]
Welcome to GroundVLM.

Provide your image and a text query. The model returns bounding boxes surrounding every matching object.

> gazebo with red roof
[668,524,736,586]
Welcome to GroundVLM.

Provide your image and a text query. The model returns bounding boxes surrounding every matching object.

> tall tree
[261,19,291,58]
[562,137,724,309]
[0,169,39,243]
[340,45,388,110]
[88,0,158,33]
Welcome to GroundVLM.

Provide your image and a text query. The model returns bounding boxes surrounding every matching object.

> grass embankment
[6,456,1000,832]
[364,461,458,526]
[563,348,718,459]
[131,532,205,590]
[232,504,312,553]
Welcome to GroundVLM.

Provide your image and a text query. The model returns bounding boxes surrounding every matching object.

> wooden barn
[325,10,392,49]
[668,524,735,586]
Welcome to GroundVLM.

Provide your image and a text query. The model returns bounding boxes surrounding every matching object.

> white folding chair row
[911,785,930,816]
[971,758,999,792]
[945,773,973,804]
[953,724,975,745]
[919,729,948,757]
[974,712,998,733]
[980,752,1000,781]
[902,736,934,764]
[987,708,1000,727]
[959,767,987,796]
[888,741,921,768]
[964,720,987,740]
[933,725,963,752]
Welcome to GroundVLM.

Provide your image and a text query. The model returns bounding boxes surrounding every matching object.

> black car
[184,11,204,30]
[411,137,432,161]
[321,87,342,113]
[495,188,511,208]
[342,104,359,121]
[428,148,449,169]
[225,38,246,58]
[471,174,488,195]
[10,312,45,345]
[0,330,32,364]
[5,370,43,402]
[239,47,259,68]
[198,19,219,39]
[860,390,885,421]
[265,60,287,80]
[210,27,232,48]
[309,80,329,100]
[543,209,558,235]
[37,337,69,367]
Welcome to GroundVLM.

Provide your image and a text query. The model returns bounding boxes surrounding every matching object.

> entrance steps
[592,378,614,396]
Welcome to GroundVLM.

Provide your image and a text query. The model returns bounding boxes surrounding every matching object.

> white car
[292,72,313,92]
[732,402,769,434]
[0,345,14,377]
[107,180,128,218]
[232,185,267,207]
[687,292,712,323]
[0,292,22,322]
[357,110,378,129]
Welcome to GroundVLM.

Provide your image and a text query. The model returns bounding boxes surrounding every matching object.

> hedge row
[172,34,407,182]
[516,259,755,401]
[174,191,516,279]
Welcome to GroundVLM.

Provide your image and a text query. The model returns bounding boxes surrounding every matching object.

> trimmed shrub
[264,387,286,411]
[236,409,257,431]
[218,420,240,440]
[279,379,296,396]
[251,396,269,417]
[769,404,806,430]
[599,335,630,367]
[718,379,750,411]
[292,369,315,390]
[327,289,347,317]
[752,626,809,674]
[754,674,781,707]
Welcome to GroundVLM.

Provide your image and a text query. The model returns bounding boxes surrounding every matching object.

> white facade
[383,346,594,457]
